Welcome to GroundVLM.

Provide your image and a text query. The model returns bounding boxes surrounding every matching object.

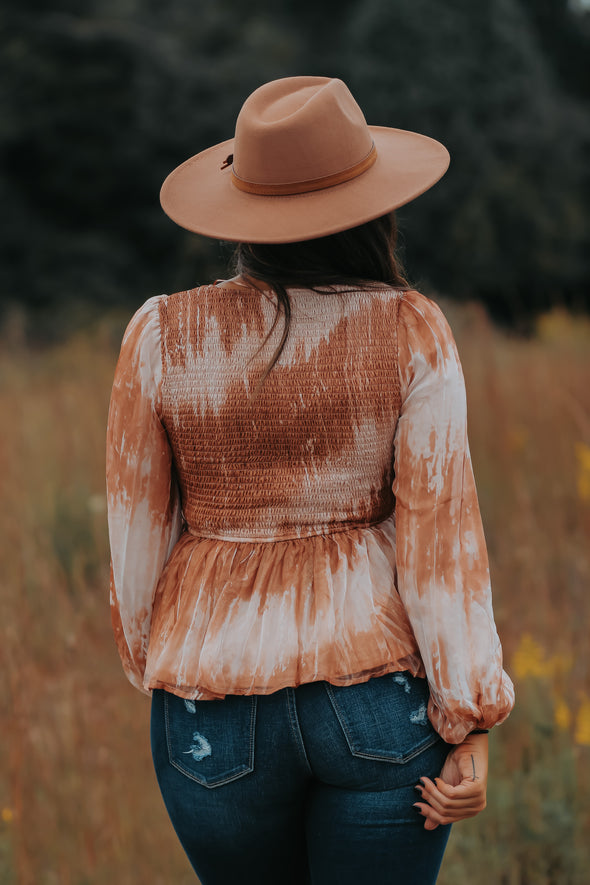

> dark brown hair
[233,211,409,389]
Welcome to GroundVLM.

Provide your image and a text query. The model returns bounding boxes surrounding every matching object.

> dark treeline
[1,0,589,333]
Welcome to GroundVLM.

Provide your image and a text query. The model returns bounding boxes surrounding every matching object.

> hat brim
[160,126,450,244]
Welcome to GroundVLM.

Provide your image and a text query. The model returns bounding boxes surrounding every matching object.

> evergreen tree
[1,0,589,329]
[342,0,590,322]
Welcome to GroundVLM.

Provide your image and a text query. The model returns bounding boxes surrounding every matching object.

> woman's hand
[414,732,488,830]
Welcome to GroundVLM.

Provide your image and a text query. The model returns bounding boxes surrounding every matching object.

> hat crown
[233,77,374,187]
[160,75,450,243]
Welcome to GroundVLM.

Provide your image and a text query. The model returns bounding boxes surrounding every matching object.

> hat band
[231,143,377,196]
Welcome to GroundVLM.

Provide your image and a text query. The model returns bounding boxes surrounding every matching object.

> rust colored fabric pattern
[106,285,514,743]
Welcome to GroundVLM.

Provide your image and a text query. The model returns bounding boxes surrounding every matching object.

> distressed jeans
[151,672,452,885]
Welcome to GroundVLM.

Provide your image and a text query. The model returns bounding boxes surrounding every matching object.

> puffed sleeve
[106,296,183,694]
[393,290,514,743]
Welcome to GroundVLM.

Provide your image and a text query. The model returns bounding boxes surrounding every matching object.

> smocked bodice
[159,286,400,540]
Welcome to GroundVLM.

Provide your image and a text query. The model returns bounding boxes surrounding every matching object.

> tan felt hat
[160,76,450,244]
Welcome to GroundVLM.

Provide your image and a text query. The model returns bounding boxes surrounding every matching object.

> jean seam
[286,688,313,775]
[349,734,441,763]
[248,697,257,771]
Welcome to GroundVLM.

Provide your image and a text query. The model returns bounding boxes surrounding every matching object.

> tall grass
[440,302,590,884]
[0,301,588,884]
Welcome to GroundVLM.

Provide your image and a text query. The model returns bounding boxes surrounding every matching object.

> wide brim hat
[160,76,450,244]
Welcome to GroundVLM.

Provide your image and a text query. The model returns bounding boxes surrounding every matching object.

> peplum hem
[145,657,426,701]
[144,515,424,699]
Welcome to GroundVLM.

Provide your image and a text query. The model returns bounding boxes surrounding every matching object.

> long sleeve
[106,297,183,694]
[393,290,514,743]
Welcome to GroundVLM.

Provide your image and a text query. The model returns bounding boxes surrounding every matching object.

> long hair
[233,211,410,390]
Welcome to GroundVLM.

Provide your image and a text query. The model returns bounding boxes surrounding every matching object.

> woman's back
[108,281,511,741]
[160,282,401,539]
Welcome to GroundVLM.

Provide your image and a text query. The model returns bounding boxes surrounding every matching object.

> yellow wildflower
[512,634,548,679]
[574,695,590,747]
[536,308,590,346]
[512,634,573,681]
[1,808,13,823]
[575,443,590,502]
[554,697,571,732]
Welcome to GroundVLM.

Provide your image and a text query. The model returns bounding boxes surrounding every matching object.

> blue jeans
[151,673,452,884]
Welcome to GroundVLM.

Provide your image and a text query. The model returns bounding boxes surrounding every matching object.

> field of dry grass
[0,300,589,884]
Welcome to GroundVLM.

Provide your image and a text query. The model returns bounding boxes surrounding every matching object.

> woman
[107,76,514,884]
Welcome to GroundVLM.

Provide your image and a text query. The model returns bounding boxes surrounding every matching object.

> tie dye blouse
[106,284,514,744]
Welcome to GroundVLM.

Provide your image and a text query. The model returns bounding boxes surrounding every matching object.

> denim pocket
[164,691,257,788]
[325,672,440,763]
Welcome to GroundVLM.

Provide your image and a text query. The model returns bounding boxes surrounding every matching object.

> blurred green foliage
[1,0,589,332]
